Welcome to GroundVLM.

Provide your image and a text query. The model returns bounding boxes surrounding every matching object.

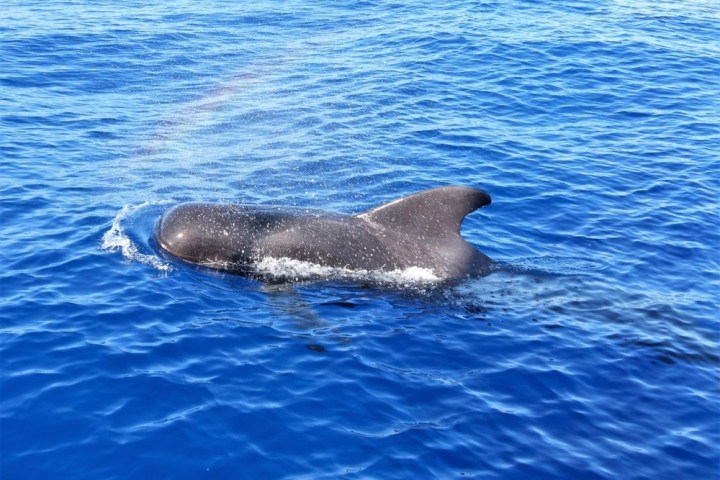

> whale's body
[156,186,492,280]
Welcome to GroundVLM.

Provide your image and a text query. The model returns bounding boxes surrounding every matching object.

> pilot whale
[155,186,493,280]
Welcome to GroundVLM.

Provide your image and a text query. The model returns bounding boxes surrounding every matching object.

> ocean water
[1,0,719,478]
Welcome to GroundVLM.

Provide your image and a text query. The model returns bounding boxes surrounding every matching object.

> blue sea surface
[1,1,719,478]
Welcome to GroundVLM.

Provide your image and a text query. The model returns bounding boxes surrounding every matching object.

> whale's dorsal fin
[357,186,491,237]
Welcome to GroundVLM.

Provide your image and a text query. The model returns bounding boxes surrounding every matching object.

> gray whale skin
[156,186,492,280]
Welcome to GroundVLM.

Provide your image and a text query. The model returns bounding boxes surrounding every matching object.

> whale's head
[156,203,258,268]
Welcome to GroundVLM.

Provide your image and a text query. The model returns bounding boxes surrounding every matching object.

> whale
[155,186,493,280]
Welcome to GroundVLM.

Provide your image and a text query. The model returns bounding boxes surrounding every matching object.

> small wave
[253,256,441,286]
[101,202,173,273]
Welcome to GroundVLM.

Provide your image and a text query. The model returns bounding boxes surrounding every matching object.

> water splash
[101,202,173,273]
[254,256,441,286]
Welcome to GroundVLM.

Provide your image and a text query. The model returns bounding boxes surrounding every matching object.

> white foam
[254,256,441,286]
[101,202,173,273]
